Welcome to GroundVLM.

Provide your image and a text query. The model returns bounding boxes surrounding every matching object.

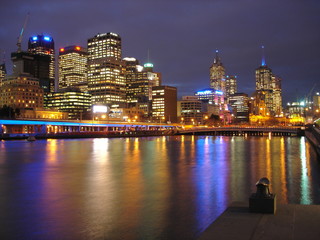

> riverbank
[198,203,320,240]
[305,126,320,156]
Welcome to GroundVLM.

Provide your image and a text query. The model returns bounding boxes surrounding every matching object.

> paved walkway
[198,203,320,240]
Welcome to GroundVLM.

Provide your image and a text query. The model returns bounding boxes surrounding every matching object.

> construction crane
[16,13,30,52]
[306,83,317,104]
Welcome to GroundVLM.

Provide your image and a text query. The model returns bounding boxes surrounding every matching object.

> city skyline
[1,0,320,104]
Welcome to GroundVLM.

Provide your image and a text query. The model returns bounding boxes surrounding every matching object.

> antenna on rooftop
[261,45,266,66]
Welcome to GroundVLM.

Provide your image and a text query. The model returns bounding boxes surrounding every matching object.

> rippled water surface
[0,136,319,239]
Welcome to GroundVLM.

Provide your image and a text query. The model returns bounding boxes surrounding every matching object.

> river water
[0,135,319,239]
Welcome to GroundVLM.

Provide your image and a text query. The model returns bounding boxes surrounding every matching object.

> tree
[0,105,18,119]
[204,114,222,127]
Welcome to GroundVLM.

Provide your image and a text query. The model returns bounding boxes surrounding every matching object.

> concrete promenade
[198,203,320,240]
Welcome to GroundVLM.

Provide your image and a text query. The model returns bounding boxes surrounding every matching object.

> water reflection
[0,136,319,239]
[300,137,311,204]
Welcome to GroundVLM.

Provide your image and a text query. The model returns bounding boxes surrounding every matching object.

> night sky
[1,0,320,103]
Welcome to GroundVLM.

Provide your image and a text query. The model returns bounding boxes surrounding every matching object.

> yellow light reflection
[279,137,288,203]
[46,139,58,163]
[92,138,109,163]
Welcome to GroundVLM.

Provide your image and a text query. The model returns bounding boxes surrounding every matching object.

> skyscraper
[87,33,126,106]
[225,75,237,99]
[228,93,249,122]
[11,51,51,92]
[255,46,282,116]
[124,58,161,105]
[28,35,55,92]
[0,63,6,84]
[44,89,92,120]
[210,50,226,93]
[58,46,88,90]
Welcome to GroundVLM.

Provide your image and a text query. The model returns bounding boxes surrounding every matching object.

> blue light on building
[196,90,214,95]
[44,36,51,41]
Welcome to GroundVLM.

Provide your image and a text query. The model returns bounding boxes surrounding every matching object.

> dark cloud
[1,0,319,103]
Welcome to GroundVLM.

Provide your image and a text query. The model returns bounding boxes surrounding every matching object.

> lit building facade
[255,47,282,116]
[58,46,88,90]
[44,90,92,120]
[195,88,225,106]
[177,96,203,125]
[152,86,177,123]
[225,75,237,99]
[250,90,270,116]
[0,63,6,84]
[124,58,161,107]
[28,35,55,92]
[0,74,44,109]
[18,108,68,120]
[87,33,126,106]
[210,50,226,93]
[229,93,249,122]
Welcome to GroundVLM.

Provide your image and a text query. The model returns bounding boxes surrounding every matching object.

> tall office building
[229,93,249,122]
[87,32,126,106]
[0,63,6,84]
[255,46,282,116]
[44,89,92,120]
[225,75,237,99]
[152,86,177,123]
[210,50,226,93]
[178,96,203,124]
[58,46,88,90]
[124,58,161,105]
[28,35,55,92]
[11,51,51,93]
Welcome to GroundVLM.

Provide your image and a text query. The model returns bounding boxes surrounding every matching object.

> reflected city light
[0,136,318,239]
[92,138,109,162]
[46,139,58,163]
[300,137,311,204]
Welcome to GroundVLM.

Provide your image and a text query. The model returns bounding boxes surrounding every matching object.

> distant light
[196,90,214,95]
[32,36,38,41]
[75,46,81,50]
[44,36,51,41]
[123,57,136,61]
[60,48,65,52]
[93,105,109,113]
[215,49,219,53]
[300,101,305,106]
[144,63,153,68]
[136,65,143,72]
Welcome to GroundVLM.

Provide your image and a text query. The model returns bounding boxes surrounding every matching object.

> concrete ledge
[198,203,320,240]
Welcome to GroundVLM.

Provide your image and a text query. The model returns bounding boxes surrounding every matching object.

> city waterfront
[0,135,319,239]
